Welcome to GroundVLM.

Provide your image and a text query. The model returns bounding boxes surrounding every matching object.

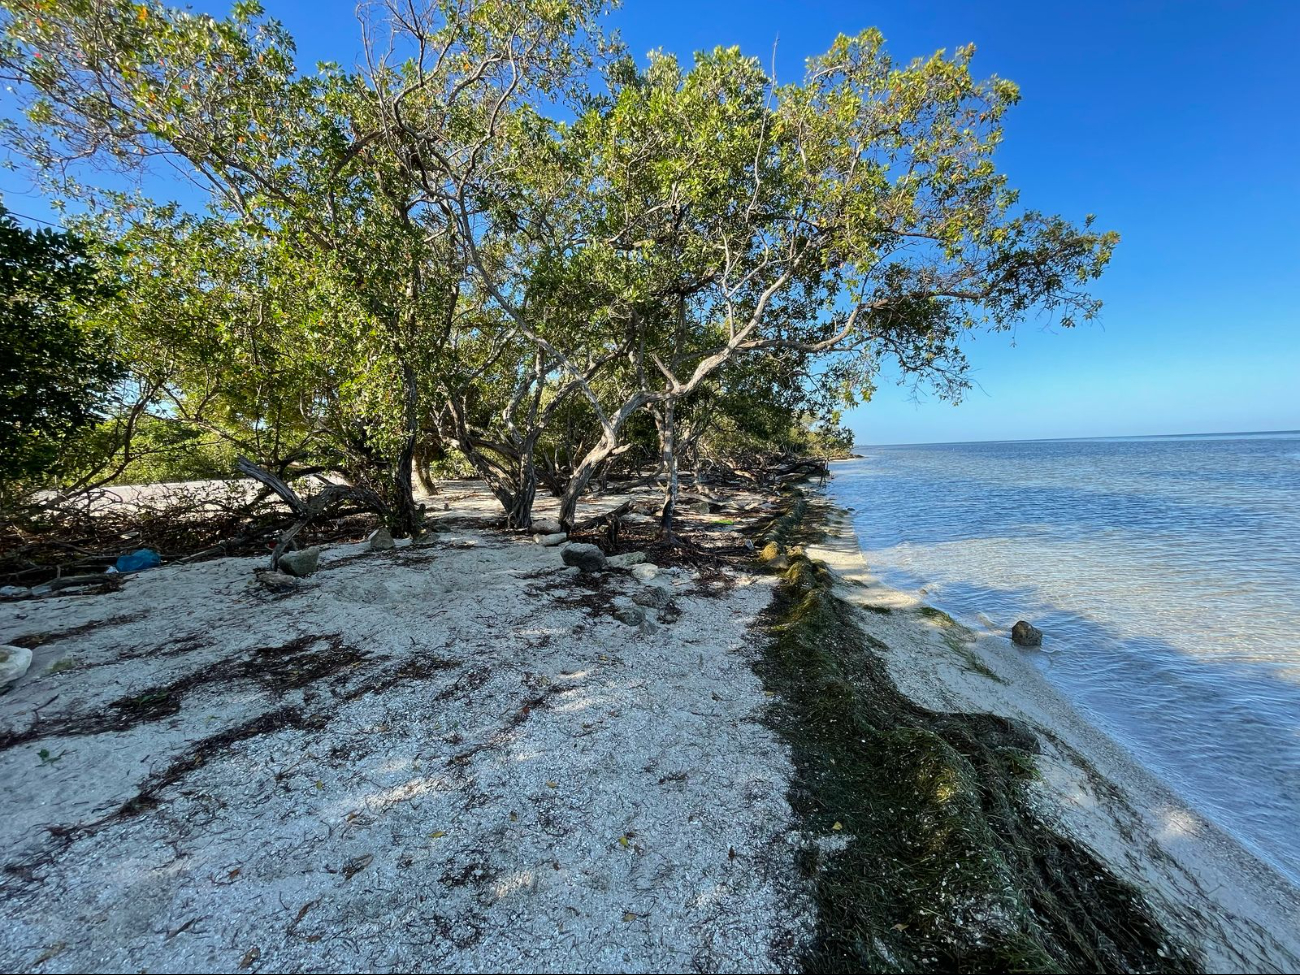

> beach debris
[534,532,567,547]
[0,585,31,601]
[560,542,607,573]
[630,563,659,583]
[114,548,161,574]
[0,645,33,690]
[368,527,395,551]
[608,551,647,568]
[278,546,322,578]
[1011,620,1044,647]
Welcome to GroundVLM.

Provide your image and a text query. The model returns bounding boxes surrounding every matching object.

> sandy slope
[805,499,1300,974]
[0,487,811,973]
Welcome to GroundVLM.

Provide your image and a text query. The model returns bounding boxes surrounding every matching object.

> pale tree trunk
[654,403,680,540]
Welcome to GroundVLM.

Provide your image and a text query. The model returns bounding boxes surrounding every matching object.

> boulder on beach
[279,546,321,578]
[532,518,563,535]
[1011,620,1043,648]
[0,645,33,689]
[369,527,396,551]
[630,562,659,583]
[561,543,607,573]
[534,532,567,547]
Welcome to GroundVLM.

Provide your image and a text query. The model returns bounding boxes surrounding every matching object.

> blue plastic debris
[114,548,162,574]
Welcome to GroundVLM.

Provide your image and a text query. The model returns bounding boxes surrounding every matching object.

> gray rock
[278,546,321,578]
[608,551,647,568]
[534,532,567,547]
[0,645,32,689]
[255,569,302,592]
[621,512,655,525]
[533,518,563,535]
[0,585,31,601]
[368,527,396,551]
[630,563,660,583]
[612,597,646,626]
[632,584,672,609]
[1011,620,1043,648]
[687,500,714,515]
[560,543,607,573]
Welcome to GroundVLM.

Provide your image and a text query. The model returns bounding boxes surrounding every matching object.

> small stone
[632,585,671,609]
[0,645,33,689]
[0,586,31,601]
[255,569,302,592]
[278,547,321,578]
[534,532,567,547]
[1011,620,1043,648]
[608,551,647,569]
[560,543,607,573]
[368,527,395,551]
[687,500,714,515]
[630,563,659,583]
[612,597,646,626]
[533,518,563,535]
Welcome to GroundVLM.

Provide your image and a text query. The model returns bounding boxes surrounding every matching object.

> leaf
[618,835,629,847]
[622,911,637,922]
[832,821,843,831]
[428,830,446,839]
[546,780,557,789]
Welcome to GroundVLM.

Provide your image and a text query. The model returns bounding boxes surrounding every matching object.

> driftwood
[570,499,633,543]
[236,457,389,569]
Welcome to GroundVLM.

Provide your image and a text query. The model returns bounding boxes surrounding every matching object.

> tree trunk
[389,363,423,537]
[558,437,618,533]
[655,403,679,541]
[504,431,539,530]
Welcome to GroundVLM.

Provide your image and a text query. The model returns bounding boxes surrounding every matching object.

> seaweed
[755,497,1199,973]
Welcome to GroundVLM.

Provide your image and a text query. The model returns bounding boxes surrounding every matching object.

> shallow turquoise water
[830,432,1300,884]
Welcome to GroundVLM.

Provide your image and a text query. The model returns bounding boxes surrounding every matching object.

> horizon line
[851,428,1300,449]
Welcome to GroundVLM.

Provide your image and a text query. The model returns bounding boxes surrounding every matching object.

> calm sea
[830,432,1300,884]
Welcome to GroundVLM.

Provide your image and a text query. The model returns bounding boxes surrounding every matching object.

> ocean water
[830,432,1300,885]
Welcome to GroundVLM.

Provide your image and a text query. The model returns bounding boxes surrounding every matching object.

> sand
[0,484,811,973]
[804,498,1300,974]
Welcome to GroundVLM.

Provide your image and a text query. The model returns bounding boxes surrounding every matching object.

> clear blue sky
[4,1,1297,444]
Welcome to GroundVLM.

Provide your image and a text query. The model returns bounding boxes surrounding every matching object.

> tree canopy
[0,0,1117,534]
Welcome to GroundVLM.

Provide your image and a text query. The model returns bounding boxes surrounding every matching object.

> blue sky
[4,0,1297,444]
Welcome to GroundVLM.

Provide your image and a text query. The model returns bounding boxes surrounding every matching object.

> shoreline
[803,487,1300,972]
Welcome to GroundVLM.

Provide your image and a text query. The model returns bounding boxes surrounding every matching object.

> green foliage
[0,206,119,491]
[0,1,1115,532]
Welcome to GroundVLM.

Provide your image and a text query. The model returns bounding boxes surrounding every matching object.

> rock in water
[560,543,607,573]
[369,527,395,551]
[0,645,32,690]
[1011,620,1043,648]
[279,546,322,578]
